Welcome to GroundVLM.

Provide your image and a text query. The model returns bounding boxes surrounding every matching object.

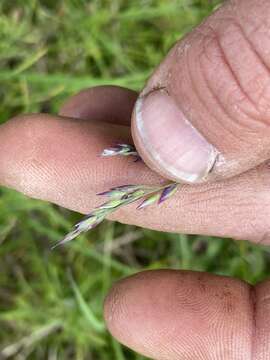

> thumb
[132,0,270,183]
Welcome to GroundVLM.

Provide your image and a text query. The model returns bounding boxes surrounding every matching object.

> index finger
[0,113,270,243]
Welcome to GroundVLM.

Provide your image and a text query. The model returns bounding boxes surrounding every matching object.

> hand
[2,0,270,358]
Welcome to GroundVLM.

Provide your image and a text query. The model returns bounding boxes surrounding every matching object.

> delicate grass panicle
[53,144,178,248]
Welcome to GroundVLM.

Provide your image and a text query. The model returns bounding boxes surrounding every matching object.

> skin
[3,0,270,358]
[132,0,270,183]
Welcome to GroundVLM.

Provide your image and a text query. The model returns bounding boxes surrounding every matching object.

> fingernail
[134,90,218,183]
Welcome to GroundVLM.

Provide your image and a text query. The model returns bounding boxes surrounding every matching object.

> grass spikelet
[137,192,160,209]
[159,183,178,204]
[101,144,138,157]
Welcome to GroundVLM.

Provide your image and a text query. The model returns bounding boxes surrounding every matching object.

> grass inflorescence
[53,145,178,248]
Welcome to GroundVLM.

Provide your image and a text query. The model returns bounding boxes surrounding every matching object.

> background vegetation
[0,1,269,359]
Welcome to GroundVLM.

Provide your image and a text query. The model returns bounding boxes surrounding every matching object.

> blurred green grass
[1,0,270,359]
